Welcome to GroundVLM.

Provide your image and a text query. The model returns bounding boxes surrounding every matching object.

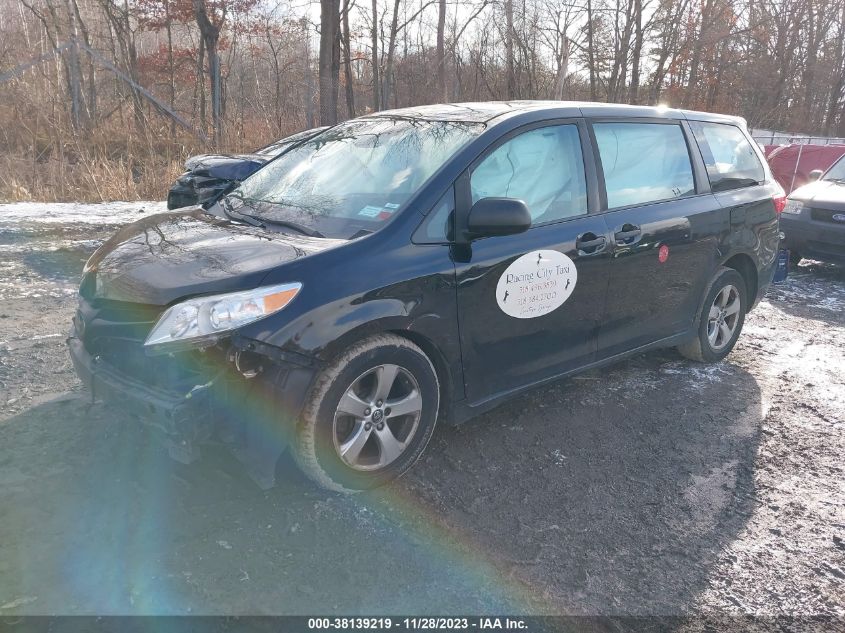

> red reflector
[773,194,787,214]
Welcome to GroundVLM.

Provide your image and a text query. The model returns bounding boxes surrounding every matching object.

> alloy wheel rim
[332,364,423,471]
[707,284,741,350]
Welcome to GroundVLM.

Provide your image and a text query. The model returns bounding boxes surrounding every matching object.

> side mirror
[809,169,824,182]
[466,197,531,239]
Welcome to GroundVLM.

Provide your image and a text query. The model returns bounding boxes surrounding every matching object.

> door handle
[575,233,607,254]
[614,224,642,245]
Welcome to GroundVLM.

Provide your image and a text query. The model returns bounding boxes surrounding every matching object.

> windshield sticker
[384,202,400,209]
[358,205,383,217]
[496,250,577,319]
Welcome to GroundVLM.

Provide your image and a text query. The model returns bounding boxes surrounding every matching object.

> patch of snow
[659,360,736,390]
[0,201,166,226]
[0,239,102,254]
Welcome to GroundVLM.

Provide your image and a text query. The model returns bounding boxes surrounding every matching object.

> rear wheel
[678,267,747,363]
[293,334,439,492]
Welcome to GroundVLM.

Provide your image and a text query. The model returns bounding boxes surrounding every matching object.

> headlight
[144,282,302,348]
[781,200,804,215]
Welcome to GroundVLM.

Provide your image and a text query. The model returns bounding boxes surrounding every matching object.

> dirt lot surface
[0,202,843,618]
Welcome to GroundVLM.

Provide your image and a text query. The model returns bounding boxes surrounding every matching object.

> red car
[766,143,845,194]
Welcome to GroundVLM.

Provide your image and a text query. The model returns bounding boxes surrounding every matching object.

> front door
[454,121,613,404]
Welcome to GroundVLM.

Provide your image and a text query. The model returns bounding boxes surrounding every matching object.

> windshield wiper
[262,218,326,238]
[222,193,326,238]
[220,195,265,228]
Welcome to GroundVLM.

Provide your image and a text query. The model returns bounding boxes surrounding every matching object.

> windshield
[231,117,484,238]
[823,154,845,181]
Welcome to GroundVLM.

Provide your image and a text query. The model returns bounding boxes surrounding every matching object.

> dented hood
[86,208,345,305]
[184,154,269,180]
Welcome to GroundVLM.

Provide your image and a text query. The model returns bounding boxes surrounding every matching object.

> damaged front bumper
[67,325,316,488]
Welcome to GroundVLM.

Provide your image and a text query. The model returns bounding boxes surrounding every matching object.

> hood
[789,179,845,211]
[184,154,270,180]
[86,208,345,305]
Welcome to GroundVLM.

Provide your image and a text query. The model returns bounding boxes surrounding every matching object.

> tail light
[773,189,787,215]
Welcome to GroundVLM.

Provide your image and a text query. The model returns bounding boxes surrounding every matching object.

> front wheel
[293,334,440,492]
[678,267,747,363]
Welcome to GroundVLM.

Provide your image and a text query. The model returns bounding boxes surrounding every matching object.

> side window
[593,122,695,208]
[470,124,587,224]
[689,121,765,192]
[413,188,454,243]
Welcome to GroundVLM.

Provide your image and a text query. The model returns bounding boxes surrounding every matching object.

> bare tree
[193,0,224,144]
[319,0,341,124]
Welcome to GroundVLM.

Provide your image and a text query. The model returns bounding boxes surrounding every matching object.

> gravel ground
[0,202,843,619]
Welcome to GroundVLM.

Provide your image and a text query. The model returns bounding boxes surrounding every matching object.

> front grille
[76,296,228,395]
[810,207,845,223]
[77,296,160,347]
[90,337,225,395]
[88,297,162,323]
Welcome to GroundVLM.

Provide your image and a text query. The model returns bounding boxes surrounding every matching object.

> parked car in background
[781,153,845,264]
[167,127,329,210]
[765,143,845,194]
[71,102,782,492]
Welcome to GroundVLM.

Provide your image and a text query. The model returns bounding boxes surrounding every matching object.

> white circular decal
[495,250,577,319]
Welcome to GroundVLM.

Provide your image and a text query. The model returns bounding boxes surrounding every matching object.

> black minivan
[69,102,783,491]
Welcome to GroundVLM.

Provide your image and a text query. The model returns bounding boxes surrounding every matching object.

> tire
[293,334,440,492]
[677,267,748,363]
[789,250,802,265]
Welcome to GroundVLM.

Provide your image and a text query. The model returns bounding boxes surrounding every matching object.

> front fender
[253,295,432,360]
[238,293,463,408]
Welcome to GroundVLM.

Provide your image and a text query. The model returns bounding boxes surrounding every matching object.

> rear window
[593,122,695,209]
[689,121,765,192]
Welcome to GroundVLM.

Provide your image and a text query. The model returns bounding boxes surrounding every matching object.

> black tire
[789,250,802,265]
[677,267,748,363]
[293,334,440,492]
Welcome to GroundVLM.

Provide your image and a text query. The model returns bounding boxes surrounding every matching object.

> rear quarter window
[593,122,695,209]
[689,121,765,192]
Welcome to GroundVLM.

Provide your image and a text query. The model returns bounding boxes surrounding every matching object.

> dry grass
[0,112,287,203]
[0,153,186,203]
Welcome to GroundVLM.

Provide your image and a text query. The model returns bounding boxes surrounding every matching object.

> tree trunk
[302,18,315,128]
[371,0,380,111]
[628,0,643,104]
[552,33,569,101]
[69,0,95,124]
[436,0,446,101]
[380,0,400,109]
[586,0,596,101]
[197,36,206,133]
[824,3,845,134]
[341,0,356,118]
[165,0,176,136]
[319,0,340,125]
[193,0,224,145]
[209,42,221,145]
[504,0,515,99]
